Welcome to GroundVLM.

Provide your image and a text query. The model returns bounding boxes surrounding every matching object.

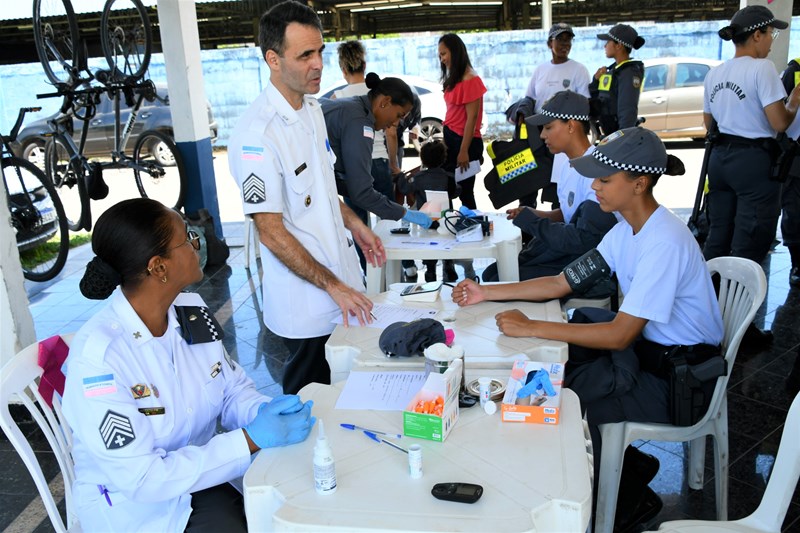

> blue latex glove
[402,209,433,229]
[459,206,478,218]
[244,395,316,449]
[516,369,557,399]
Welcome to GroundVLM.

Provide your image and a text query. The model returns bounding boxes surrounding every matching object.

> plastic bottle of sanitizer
[313,420,337,494]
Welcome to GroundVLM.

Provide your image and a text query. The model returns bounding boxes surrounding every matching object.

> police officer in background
[780,58,800,287]
[703,5,800,265]
[589,24,645,137]
[228,1,385,395]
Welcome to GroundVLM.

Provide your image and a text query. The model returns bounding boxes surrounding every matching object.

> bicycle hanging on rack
[33,0,186,232]
[2,107,69,282]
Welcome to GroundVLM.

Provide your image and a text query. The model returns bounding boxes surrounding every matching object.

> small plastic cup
[408,444,423,478]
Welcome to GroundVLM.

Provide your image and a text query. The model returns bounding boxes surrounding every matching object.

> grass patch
[19,233,91,270]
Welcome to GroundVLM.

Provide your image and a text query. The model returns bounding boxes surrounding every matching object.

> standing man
[525,23,591,114]
[229,0,385,394]
[589,24,645,137]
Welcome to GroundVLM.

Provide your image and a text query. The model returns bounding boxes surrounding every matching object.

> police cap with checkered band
[528,90,591,126]
[569,127,684,179]
[718,5,788,41]
[597,24,645,50]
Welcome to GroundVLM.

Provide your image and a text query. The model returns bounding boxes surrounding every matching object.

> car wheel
[22,140,46,170]
[418,119,444,145]
[147,136,177,167]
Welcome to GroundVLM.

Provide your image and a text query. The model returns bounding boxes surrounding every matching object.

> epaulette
[173,292,224,344]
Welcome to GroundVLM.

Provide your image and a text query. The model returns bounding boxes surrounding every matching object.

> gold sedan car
[638,57,722,140]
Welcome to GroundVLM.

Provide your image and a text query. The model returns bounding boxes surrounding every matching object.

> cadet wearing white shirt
[525,23,590,113]
[228,1,384,395]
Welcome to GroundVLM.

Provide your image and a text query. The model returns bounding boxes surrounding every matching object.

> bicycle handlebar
[6,107,44,143]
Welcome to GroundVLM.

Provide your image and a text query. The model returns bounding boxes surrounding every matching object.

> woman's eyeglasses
[771,29,780,40]
[167,229,201,252]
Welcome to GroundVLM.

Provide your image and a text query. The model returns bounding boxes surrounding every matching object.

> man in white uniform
[229,0,385,394]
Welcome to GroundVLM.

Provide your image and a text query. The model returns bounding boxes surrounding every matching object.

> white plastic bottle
[313,420,337,494]
[401,201,411,229]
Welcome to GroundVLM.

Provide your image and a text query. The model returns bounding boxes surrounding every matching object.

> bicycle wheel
[3,156,69,282]
[101,0,152,82]
[33,0,80,86]
[133,130,186,210]
[45,135,87,232]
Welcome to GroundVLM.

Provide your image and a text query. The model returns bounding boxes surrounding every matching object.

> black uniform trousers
[185,483,247,532]
[703,142,780,263]
[442,125,484,210]
[277,333,332,395]
[782,169,800,251]
[564,308,671,488]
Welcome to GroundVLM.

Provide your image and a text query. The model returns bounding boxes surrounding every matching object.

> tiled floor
[1,221,799,532]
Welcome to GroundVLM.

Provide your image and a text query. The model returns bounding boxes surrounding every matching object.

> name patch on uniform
[99,410,135,450]
[363,126,374,139]
[131,383,151,399]
[83,374,117,397]
[241,145,264,161]
[138,407,165,416]
[242,173,266,204]
[295,162,307,176]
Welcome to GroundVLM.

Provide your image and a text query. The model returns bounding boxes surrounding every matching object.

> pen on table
[370,311,378,321]
[339,423,402,439]
[363,431,408,454]
[400,241,438,245]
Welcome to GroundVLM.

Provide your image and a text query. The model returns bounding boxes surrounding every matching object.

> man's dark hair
[258,0,322,59]
[420,140,447,169]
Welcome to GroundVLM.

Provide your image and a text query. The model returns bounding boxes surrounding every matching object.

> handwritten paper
[331,303,438,329]
[335,371,427,410]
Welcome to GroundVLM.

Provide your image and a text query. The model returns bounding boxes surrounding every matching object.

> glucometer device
[431,482,483,504]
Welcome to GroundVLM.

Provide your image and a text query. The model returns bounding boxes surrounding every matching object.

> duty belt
[716,133,772,149]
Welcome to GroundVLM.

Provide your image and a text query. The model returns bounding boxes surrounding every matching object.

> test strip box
[501,360,564,424]
[403,359,461,442]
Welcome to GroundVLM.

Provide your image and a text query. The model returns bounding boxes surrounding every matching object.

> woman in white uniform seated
[62,198,316,532]
[452,127,724,529]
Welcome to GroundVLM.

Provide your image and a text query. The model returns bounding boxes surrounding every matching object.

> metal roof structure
[2,0,798,65]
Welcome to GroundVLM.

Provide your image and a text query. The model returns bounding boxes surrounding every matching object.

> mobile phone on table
[390,227,410,234]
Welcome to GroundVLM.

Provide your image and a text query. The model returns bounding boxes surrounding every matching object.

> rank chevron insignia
[99,410,135,450]
[243,173,266,204]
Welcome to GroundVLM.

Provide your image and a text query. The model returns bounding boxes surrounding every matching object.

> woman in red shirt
[438,33,486,210]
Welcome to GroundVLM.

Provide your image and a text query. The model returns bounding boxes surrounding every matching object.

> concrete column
[541,0,552,31]
[741,0,791,72]
[156,0,222,236]
[0,184,36,368]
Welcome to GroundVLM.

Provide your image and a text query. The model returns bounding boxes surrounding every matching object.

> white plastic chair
[649,392,800,533]
[243,214,261,270]
[0,334,80,532]
[594,257,767,533]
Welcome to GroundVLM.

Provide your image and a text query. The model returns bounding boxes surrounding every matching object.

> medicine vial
[401,201,411,229]
[408,444,423,479]
[478,377,491,407]
[313,420,337,494]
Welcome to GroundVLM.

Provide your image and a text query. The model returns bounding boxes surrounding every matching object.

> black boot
[613,446,662,532]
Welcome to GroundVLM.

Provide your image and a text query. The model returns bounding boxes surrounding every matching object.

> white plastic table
[326,285,568,383]
[365,213,522,296]
[243,381,593,532]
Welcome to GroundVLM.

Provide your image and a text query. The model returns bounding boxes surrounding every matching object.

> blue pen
[340,423,402,439]
[363,431,408,454]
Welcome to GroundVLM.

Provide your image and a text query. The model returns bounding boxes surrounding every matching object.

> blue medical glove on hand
[244,396,316,449]
[402,209,433,229]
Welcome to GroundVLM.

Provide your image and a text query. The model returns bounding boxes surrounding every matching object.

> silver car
[638,57,722,140]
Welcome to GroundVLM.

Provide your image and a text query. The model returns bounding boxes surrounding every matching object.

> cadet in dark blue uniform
[589,24,645,137]
[781,58,800,286]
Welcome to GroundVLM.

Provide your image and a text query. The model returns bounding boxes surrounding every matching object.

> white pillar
[156,0,223,235]
[740,0,791,72]
[0,184,36,367]
[541,0,552,31]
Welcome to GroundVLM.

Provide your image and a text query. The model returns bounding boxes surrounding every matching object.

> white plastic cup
[408,444,423,478]
[478,377,491,407]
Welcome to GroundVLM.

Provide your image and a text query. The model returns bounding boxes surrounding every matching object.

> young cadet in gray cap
[525,23,590,114]
[453,127,724,530]
[589,23,645,137]
[703,5,800,266]
[483,91,617,288]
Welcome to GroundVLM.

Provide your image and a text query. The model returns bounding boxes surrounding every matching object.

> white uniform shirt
[333,82,389,160]
[526,59,591,113]
[597,205,724,346]
[228,81,364,338]
[703,56,787,138]
[550,148,598,223]
[62,291,267,532]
